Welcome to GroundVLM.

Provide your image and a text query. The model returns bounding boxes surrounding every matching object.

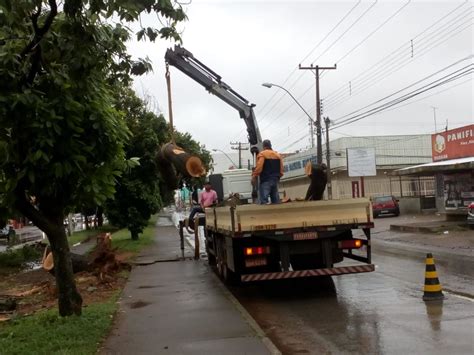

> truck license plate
[293,232,318,240]
[245,257,267,267]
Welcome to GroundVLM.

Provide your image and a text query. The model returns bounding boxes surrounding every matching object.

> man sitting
[187,181,217,230]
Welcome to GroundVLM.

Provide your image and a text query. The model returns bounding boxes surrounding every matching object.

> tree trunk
[305,163,328,201]
[157,143,206,177]
[131,230,139,241]
[84,214,90,230]
[48,225,83,316]
[14,193,83,317]
[96,206,104,227]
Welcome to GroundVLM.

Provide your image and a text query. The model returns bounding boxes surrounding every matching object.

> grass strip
[0,293,119,355]
[0,215,159,354]
[111,215,158,254]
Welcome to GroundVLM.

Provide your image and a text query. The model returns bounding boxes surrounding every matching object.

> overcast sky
[128,0,473,154]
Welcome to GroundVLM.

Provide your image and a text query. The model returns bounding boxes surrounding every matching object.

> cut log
[0,297,16,312]
[42,248,90,275]
[157,143,206,177]
[305,162,328,201]
[156,156,178,190]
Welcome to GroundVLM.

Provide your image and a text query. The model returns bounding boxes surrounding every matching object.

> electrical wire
[330,66,473,130]
[323,4,472,110]
[324,13,473,110]
[227,0,363,146]
[322,1,470,104]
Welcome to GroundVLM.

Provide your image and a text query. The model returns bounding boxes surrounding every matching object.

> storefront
[394,124,474,215]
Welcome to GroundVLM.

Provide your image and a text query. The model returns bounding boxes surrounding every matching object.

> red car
[371,195,400,218]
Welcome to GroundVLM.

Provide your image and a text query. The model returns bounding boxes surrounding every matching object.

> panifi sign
[431,124,474,162]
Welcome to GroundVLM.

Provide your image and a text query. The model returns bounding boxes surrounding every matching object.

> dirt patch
[0,245,138,320]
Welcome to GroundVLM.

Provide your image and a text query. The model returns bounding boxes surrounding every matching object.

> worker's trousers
[259,179,280,204]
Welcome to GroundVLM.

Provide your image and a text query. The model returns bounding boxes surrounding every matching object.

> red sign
[431,124,474,161]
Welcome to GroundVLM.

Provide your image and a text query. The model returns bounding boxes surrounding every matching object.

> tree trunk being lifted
[305,163,328,201]
[157,143,206,178]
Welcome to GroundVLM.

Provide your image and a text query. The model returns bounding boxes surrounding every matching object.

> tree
[106,89,167,240]
[0,0,186,316]
[106,89,213,240]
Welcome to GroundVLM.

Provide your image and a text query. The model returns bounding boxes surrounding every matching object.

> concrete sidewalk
[102,215,275,355]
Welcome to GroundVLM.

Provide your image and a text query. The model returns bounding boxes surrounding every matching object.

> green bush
[0,245,41,268]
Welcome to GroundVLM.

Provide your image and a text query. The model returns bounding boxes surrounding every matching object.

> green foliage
[0,0,187,224]
[0,293,119,354]
[0,245,41,268]
[105,90,166,239]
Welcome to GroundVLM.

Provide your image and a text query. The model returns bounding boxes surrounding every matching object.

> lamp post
[212,149,238,169]
[262,83,315,150]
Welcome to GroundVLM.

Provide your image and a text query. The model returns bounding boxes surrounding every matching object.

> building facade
[394,124,474,215]
[280,134,433,202]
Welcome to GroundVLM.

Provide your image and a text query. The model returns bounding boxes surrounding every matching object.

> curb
[211,272,282,355]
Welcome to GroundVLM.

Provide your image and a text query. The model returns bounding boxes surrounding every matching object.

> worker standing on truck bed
[251,139,284,204]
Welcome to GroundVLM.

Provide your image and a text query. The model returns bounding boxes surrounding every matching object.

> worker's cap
[262,139,272,148]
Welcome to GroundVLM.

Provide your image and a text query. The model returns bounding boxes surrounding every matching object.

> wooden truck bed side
[205,198,373,233]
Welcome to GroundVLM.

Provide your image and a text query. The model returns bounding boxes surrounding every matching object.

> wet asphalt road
[229,218,474,354]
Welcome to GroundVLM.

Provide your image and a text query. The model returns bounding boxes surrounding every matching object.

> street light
[262,82,316,150]
[212,149,238,168]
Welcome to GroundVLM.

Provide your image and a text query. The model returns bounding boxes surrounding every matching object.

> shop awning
[392,156,474,176]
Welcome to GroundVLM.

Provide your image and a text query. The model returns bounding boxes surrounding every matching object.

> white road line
[444,290,474,302]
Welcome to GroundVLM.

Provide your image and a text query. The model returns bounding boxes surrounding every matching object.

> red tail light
[245,246,270,256]
[338,239,363,249]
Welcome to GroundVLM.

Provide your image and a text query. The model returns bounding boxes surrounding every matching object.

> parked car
[371,195,400,218]
[468,202,474,230]
[0,225,16,242]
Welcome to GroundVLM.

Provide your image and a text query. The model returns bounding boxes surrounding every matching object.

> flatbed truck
[204,198,374,283]
[166,46,374,282]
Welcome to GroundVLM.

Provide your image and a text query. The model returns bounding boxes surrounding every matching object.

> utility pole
[230,142,249,169]
[299,64,337,164]
[324,117,332,200]
[431,106,438,133]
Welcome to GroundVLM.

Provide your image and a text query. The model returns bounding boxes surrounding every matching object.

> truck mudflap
[241,264,375,282]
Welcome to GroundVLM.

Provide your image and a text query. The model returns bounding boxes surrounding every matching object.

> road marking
[444,290,474,302]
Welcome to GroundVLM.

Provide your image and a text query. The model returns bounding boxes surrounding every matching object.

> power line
[331,65,473,130]
[325,11,473,110]
[255,0,378,130]
[323,1,470,104]
[334,55,473,121]
[228,1,363,145]
[323,4,472,109]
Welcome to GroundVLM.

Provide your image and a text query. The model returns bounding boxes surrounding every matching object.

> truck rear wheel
[215,236,239,285]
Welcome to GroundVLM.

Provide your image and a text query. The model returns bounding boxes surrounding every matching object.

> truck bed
[206,198,373,234]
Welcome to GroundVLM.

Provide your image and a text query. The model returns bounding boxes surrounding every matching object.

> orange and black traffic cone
[423,253,444,301]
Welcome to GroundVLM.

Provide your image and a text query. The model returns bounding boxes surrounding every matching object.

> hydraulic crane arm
[165,45,263,155]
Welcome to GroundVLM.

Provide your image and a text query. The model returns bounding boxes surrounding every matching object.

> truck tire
[205,232,217,266]
[215,235,239,285]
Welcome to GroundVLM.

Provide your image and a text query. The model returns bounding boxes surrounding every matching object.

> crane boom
[165,45,263,155]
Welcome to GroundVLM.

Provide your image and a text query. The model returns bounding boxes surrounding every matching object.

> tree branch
[13,187,59,237]
[19,0,57,86]
[21,0,58,57]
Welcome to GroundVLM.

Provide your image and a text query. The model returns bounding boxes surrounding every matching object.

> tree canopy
[0,0,188,316]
